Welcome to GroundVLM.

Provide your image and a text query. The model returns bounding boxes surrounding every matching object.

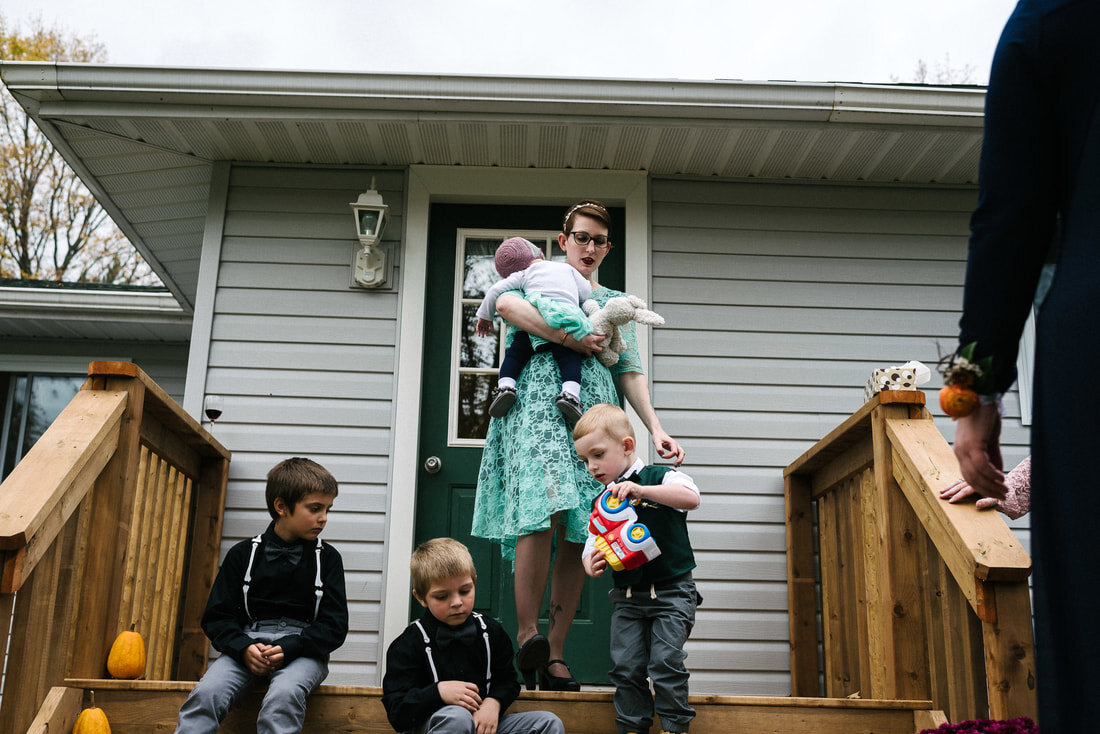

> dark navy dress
[959,1,1100,729]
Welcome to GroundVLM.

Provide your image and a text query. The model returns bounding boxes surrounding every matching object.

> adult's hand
[620,373,686,467]
[952,402,1007,500]
[569,332,605,356]
[652,428,685,467]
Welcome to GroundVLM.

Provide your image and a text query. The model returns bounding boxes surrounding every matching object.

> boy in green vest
[574,404,702,734]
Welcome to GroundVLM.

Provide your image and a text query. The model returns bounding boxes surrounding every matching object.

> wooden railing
[0,362,230,733]
[784,390,1036,723]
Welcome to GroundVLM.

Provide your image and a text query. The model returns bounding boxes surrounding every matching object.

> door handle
[424,456,442,474]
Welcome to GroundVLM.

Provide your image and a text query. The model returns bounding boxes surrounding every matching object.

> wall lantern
[349,177,390,288]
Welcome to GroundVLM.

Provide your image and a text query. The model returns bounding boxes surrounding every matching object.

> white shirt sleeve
[476,269,528,321]
[662,468,700,511]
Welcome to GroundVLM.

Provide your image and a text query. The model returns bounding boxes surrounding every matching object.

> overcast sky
[4,0,1017,85]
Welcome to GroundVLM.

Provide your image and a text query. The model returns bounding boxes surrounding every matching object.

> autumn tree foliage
[0,15,157,284]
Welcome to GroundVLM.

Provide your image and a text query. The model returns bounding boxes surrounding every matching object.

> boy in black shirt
[382,538,564,734]
[175,457,348,734]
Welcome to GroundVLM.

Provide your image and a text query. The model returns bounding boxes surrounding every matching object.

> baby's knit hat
[494,237,542,278]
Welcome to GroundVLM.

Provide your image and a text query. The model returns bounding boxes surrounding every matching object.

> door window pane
[450,230,558,444]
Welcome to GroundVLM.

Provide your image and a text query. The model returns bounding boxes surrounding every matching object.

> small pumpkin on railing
[106,628,146,679]
[72,691,111,733]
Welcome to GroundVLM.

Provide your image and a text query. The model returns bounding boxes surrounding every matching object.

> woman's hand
[476,318,494,337]
[652,428,685,466]
[569,332,605,356]
[620,373,686,466]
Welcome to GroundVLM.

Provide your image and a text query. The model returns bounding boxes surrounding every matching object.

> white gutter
[1,62,985,128]
[0,286,189,323]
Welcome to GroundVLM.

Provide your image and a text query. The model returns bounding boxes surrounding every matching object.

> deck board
[66,679,939,734]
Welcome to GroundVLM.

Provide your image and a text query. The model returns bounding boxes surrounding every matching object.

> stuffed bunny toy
[582,295,665,367]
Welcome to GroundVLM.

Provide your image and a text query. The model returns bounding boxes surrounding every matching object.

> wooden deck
[4,366,1036,732]
[33,680,946,734]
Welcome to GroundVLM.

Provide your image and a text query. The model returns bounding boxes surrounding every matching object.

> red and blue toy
[588,488,662,572]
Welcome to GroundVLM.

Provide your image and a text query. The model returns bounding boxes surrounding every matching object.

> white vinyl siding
[648,177,1031,695]
[205,165,402,683]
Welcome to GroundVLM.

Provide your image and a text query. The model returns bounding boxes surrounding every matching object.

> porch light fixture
[349,177,390,288]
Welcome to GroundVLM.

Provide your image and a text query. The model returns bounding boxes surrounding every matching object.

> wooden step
[38,679,945,734]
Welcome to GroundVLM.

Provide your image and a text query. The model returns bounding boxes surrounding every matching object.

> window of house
[1,373,85,480]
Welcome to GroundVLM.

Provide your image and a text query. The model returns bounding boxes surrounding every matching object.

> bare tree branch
[0,14,159,284]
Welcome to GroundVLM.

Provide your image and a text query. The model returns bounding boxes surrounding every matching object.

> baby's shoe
[489,386,517,417]
[555,392,583,423]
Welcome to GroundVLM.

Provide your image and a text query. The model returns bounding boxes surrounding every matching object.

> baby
[476,236,593,423]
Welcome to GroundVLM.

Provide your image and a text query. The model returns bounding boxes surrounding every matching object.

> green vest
[611,465,697,589]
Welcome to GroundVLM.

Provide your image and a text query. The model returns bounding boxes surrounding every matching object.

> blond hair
[265,457,338,520]
[410,538,478,598]
[573,403,635,443]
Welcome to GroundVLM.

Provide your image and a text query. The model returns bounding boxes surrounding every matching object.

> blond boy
[574,404,701,734]
[382,538,564,734]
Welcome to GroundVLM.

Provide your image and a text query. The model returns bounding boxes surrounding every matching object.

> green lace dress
[472,287,643,560]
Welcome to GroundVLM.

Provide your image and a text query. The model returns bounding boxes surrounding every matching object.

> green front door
[414,203,624,685]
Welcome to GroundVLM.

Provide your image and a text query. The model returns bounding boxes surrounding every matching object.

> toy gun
[588,488,661,572]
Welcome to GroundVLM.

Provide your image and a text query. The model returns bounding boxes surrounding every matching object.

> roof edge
[0,61,986,127]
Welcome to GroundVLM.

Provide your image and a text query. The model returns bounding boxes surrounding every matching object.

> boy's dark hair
[265,457,338,519]
[410,538,478,599]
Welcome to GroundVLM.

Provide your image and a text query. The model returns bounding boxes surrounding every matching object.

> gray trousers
[608,576,698,734]
[175,619,329,734]
[411,705,565,734]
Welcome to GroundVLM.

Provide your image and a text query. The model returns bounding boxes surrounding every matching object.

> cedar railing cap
[783,390,925,478]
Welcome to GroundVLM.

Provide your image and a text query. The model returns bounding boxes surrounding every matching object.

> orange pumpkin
[106,630,146,679]
[72,704,111,734]
[939,384,979,418]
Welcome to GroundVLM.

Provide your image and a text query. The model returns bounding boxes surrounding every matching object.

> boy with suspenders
[175,457,348,733]
[382,538,563,734]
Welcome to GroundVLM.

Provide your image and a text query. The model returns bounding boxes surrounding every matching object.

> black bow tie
[436,622,478,648]
[265,543,302,566]
[616,470,641,484]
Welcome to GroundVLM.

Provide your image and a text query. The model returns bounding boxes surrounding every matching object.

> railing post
[982,581,1038,720]
[177,455,230,679]
[785,472,820,696]
[869,400,932,701]
[69,363,147,678]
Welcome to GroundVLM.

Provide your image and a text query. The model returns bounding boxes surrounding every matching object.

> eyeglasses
[568,231,611,250]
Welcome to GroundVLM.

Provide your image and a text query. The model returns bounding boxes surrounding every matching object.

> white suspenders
[412,612,492,686]
[242,534,325,623]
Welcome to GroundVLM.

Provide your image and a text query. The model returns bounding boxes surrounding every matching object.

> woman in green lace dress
[472,200,685,691]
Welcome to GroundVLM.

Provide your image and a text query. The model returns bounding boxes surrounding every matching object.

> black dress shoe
[515,634,550,690]
[489,386,517,418]
[539,658,581,692]
[555,392,583,423]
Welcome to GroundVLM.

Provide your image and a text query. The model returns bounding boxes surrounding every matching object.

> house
[0,62,1031,693]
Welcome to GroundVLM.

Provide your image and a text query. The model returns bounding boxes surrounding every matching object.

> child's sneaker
[488,386,517,417]
[555,392,583,423]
